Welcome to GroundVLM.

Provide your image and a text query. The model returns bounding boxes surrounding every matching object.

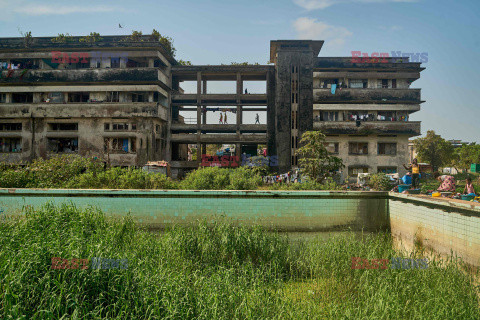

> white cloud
[293,17,352,47]
[14,5,120,15]
[294,0,418,10]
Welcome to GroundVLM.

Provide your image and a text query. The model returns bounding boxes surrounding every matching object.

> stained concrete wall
[389,193,480,267]
[324,134,410,181]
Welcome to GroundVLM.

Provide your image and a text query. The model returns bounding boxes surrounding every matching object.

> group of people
[403,158,477,196]
[262,170,300,184]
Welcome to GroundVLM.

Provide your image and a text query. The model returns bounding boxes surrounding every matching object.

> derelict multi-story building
[0,36,424,179]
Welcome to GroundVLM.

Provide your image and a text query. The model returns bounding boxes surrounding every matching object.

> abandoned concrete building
[0,36,424,179]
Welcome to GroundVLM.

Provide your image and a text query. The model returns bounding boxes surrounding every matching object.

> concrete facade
[0,36,424,177]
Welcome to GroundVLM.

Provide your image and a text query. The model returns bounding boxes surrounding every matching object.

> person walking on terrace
[255,113,260,124]
[219,113,223,124]
[224,112,228,124]
[403,158,420,189]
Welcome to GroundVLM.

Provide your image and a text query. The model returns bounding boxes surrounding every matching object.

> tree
[413,130,454,171]
[295,131,344,183]
[451,143,480,173]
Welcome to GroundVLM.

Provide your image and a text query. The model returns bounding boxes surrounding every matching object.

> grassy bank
[0,204,478,319]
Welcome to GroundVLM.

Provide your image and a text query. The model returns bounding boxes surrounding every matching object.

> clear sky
[0,0,478,142]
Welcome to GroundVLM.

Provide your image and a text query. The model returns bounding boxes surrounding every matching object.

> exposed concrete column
[236,143,241,159]
[196,72,202,126]
[63,92,68,103]
[148,92,154,102]
[202,79,207,124]
[33,93,41,103]
[236,73,243,95]
[5,93,12,103]
[148,58,154,68]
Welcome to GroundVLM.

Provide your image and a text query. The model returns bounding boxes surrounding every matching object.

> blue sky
[0,0,478,141]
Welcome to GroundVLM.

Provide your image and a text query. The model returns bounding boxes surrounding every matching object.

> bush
[180,167,262,190]
[67,167,175,189]
[27,155,103,188]
[0,169,32,188]
[367,173,392,191]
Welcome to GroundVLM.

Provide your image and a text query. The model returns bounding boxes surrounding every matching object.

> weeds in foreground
[0,204,478,319]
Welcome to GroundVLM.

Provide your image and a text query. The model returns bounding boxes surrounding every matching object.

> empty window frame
[68,92,89,103]
[0,137,22,152]
[348,166,369,176]
[349,142,369,155]
[48,123,78,131]
[12,93,33,103]
[324,142,339,154]
[378,143,397,155]
[104,138,136,153]
[47,138,78,153]
[349,79,368,89]
[0,123,22,131]
[378,166,397,174]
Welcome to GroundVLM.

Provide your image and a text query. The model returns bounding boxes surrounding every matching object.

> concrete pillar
[148,58,154,68]
[236,73,243,95]
[5,93,12,103]
[202,79,207,124]
[33,93,41,103]
[148,92,154,102]
[63,93,68,103]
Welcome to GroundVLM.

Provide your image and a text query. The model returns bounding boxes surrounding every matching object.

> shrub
[367,173,392,191]
[180,167,262,190]
[0,169,32,188]
[28,155,103,188]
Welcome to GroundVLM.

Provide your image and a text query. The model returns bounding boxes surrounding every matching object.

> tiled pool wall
[389,193,480,266]
[1,189,480,265]
[0,189,389,232]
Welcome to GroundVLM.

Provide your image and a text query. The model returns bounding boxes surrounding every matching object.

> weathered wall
[389,193,480,266]
[323,134,410,180]
[0,189,389,232]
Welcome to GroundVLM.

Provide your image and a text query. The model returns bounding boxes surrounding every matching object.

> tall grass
[0,204,478,319]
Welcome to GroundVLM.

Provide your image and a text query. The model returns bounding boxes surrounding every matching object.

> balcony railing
[313,121,421,136]
[313,88,421,103]
[0,67,169,84]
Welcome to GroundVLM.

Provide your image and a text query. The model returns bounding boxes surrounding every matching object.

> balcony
[171,93,267,106]
[170,133,267,144]
[0,102,167,120]
[170,123,267,133]
[313,88,421,104]
[313,121,421,136]
[0,68,169,85]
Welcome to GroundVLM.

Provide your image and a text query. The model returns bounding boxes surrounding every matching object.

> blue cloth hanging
[331,84,337,94]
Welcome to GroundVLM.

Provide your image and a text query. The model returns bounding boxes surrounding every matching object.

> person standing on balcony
[403,158,420,189]
[219,113,223,124]
[255,113,260,124]
[224,112,228,124]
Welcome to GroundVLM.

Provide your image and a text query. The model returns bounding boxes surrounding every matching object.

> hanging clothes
[331,84,337,95]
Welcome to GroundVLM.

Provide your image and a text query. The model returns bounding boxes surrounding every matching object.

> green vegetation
[367,173,393,191]
[451,143,480,173]
[79,32,103,43]
[0,204,478,319]
[51,33,74,43]
[295,131,344,183]
[413,130,454,171]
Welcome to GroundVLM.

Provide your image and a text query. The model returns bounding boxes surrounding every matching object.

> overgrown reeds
[0,204,478,319]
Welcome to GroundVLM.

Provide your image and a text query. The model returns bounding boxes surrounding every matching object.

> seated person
[463,177,476,195]
[434,172,456,192]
